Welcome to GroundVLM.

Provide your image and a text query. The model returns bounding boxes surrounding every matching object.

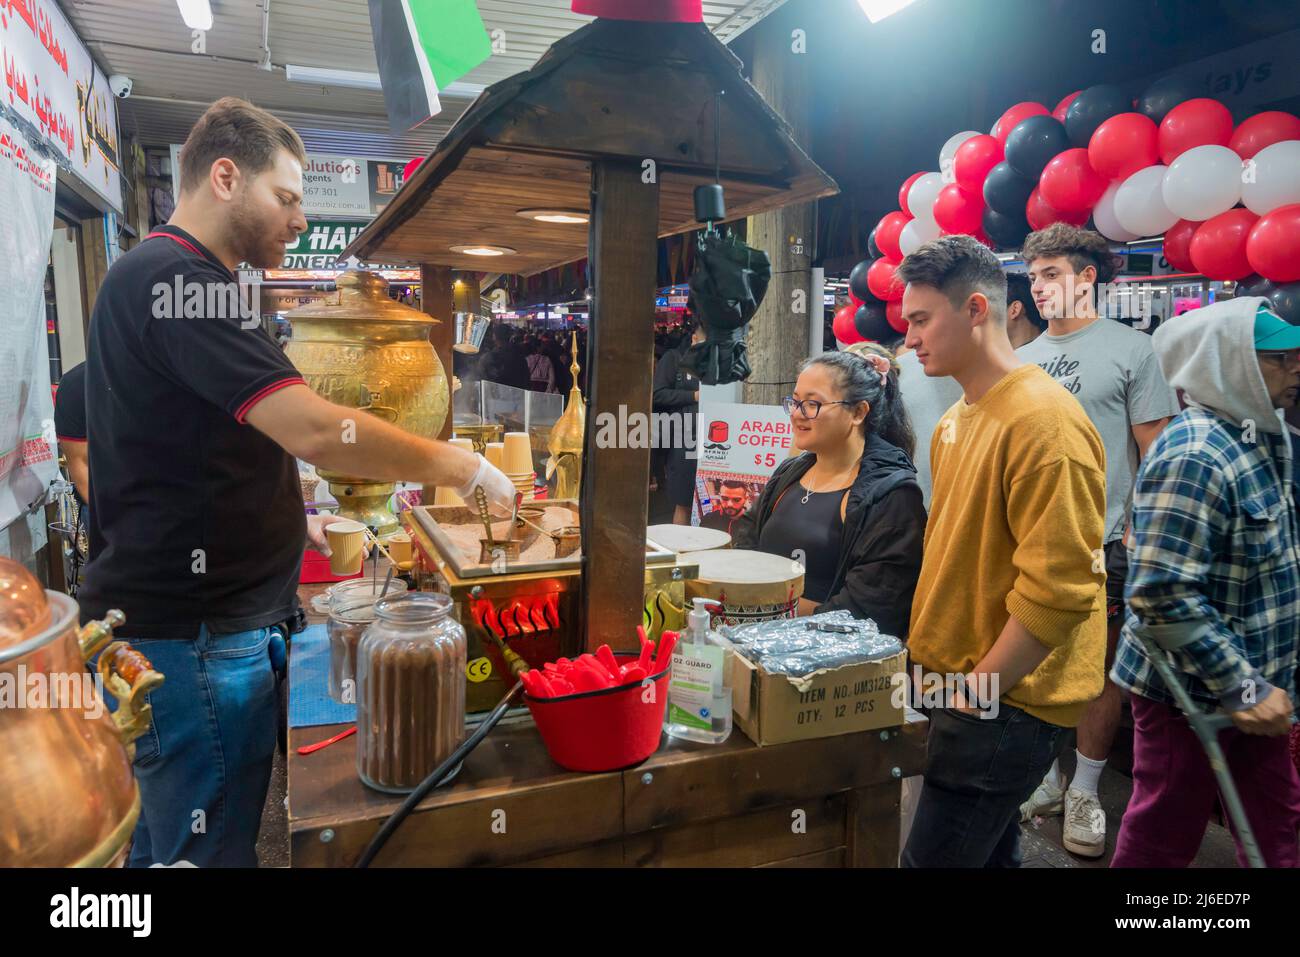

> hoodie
[1112,297,1300,712]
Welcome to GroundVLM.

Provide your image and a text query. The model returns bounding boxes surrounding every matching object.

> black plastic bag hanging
[680,229,771,385]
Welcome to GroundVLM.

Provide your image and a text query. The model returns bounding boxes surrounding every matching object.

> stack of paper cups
[485,442,505,470]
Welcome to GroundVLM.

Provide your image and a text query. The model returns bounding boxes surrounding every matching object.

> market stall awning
[342,18,838,275]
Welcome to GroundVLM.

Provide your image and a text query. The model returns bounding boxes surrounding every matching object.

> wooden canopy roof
[342,18,838,276]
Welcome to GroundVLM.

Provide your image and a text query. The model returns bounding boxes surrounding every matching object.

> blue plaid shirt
[1111,408,1299,712]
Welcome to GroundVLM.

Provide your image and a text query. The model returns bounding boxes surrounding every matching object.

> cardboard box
[728,647,907,746]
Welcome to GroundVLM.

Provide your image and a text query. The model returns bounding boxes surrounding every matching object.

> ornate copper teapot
[0,558,162,866]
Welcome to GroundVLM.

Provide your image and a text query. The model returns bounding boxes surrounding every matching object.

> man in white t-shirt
[1016,224,1179,858]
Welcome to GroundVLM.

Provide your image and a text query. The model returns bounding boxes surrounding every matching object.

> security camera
[109,74,133,98]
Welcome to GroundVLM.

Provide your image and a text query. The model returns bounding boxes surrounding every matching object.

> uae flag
[572,0,703,20]
[368,0,492,133]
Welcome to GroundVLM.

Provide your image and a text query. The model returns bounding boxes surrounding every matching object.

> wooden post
[743,10,816,407]
[421,264,455,442]
[582,159,659,652]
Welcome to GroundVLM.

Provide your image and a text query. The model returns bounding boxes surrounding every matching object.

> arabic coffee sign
[1,0,122,210]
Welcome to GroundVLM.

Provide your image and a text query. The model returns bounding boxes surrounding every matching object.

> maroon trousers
[1112,694,1300,868]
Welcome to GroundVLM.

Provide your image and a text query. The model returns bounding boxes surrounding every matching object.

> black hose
[354,681,523,868]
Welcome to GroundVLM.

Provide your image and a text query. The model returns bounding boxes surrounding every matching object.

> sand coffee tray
[409,502,676,579]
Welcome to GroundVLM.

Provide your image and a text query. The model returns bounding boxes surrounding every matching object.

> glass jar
[315,578,409,704]
[356,593,467,793]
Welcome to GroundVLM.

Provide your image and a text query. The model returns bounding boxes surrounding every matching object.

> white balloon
[1093,181,1141,242]
[907,172,945,225]
[1114,165,1179,237]
[899,217,941,256]
[1241,139,1300,215]
[939,131,981,183]
[1161,144,1243,221]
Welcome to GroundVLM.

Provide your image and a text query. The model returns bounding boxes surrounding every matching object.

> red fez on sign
[572,0,704,22]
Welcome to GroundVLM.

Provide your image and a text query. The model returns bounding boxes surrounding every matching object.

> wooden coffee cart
[288,17,926,868]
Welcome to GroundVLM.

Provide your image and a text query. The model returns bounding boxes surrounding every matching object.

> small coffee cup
[325,519,369,576]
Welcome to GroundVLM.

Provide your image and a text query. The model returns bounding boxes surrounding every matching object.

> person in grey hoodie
[1110,296,1300,868]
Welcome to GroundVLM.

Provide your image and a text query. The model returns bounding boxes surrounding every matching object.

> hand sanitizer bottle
[665,598,733,744]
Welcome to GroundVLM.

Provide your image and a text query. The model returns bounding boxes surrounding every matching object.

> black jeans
[902,704,1063,867]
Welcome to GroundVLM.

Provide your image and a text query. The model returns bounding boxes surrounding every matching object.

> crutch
[1132,629,1296,868]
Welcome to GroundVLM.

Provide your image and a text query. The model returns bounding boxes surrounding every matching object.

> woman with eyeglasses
[731,343,926,638]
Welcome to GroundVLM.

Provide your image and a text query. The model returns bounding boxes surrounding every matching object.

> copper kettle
[0,558,163,866]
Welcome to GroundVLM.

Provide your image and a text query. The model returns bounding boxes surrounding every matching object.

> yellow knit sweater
[907,364,1108,727]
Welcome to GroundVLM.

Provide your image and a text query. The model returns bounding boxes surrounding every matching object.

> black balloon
[1237,274,1273,298]
[1264,281,1300,324]
[1064,84,1131,147]
[1136,73,1204,125]
[1005,115,1071,180]
[867,227,881,260]
[983,161,1036,217]
[854,302,892,342]
[849,259,881,304]
[982,207,1031,249]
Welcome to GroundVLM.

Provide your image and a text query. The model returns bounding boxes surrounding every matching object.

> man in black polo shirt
[53,362,88,503]
[80,97,514,867]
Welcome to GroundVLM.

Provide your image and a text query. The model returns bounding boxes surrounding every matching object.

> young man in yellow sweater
[896,235,1108,868]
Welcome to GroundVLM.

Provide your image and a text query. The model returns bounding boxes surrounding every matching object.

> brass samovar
[0,558,162,866]
[285,271,450,535]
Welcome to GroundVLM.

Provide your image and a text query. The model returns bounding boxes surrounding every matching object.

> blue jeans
[106,625,280,867]
[901,704,1063,867]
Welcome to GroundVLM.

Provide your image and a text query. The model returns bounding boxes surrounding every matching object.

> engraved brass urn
[285,271,449,535]
[0,558,163,867]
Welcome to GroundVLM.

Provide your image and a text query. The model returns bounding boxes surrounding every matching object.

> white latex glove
[454,453,516,515]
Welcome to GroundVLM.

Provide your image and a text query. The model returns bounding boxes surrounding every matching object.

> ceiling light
[176,0,213,31]
[285,65,382,90]
[517,208,590,224]
[450,245,517,257]
[856,0,919,23]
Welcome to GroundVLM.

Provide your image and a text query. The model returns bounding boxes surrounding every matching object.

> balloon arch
[836,78,1300,344]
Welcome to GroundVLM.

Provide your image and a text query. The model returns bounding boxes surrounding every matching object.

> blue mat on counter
[288,624,356,729]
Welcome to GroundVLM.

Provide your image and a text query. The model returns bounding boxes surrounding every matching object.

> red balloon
[1246,203,1300,283]
[993,101,1050,146]
[899,172,925,216]
[875,211,910,262]
[1189,208,1260,280]
[1052,91,1080,123]
[953,134,1004,196]
[1158,98,1234,165]
[848,290,864,308]
[867,258,904,301]
[1229,111,1300,160]
[933,183,985,235]
[886,299,907,334]
[1088,113,1159,181]
[1039,148,1108,213]
[833,303,863,344]
[1026,187,1089,231]
[1162,218,1199,272]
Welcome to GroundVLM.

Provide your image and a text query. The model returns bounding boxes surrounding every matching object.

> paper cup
[502,432,533,474]
[384,531,413,566]
[485,442,505,469]
[449,437,473,453]
[432,486,463,507]
[325,519,369,576]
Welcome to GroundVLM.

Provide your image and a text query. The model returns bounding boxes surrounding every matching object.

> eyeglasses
[1259,349,1300,366]
[781,396,854,419]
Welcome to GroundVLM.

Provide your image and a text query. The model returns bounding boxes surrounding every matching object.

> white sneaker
[1063,787,1106,858]
[1019,769,1065,822]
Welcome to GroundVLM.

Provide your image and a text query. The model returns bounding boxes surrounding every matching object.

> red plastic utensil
[595,645,622,681]
[636,639,655,674]
[653,632,678,673]
[621,664,647,683]
[295,725,357,755]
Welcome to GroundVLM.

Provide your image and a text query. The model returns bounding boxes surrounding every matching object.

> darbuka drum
[685,549,804,627]
[647,524,732,553]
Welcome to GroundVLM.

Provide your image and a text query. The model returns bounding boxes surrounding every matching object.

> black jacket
[652,341,699,411]
[731,432,926,639]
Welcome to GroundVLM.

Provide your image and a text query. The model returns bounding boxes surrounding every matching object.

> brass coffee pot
[285,271,450,535]
[0,558,163,866]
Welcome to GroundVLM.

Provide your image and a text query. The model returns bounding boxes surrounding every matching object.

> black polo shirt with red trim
[79,225,307,638]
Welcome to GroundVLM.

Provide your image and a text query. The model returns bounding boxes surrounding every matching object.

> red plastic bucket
[524,653,671,772]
